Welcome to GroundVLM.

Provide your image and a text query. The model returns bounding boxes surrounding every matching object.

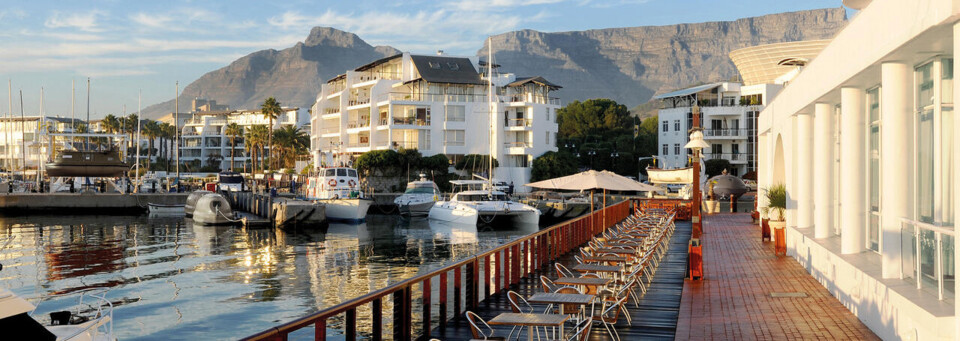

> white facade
[656,82,779,175]
[0,116,78,171]
[180,108,306,171]
[758,0,960,339]
[310,52,560,189]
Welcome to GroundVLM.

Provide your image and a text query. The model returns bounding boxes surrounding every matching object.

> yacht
[215,171,246,192]
[304,167,373,222]
[394,174,442,217]
[428,180,540,226]
[45,150,129,178]
[0,288,116,341]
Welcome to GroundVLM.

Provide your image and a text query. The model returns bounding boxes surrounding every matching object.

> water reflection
[0,214,537,340]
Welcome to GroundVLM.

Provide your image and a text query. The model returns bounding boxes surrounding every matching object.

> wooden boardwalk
[427,221,692,340]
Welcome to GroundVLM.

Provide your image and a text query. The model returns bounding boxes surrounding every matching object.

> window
[420,130,431,150]
[445,105,465,122]
[917,62,936,224]
[428,61,441,69]
[867,86,881,252]
[662,144,669,155]
[674,120,680,131]
[545,131,550,145]
[673,143,680,155]
[662,120,669,132]
[447,62,460,71]
[444,130,465,146]
[711,144,723,154]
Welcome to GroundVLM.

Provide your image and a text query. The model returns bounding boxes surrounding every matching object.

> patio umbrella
[527,170,664,222]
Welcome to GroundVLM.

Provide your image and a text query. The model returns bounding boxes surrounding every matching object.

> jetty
[0,192,188,214]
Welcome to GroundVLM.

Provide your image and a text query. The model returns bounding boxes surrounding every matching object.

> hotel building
[310,52,561,188]
[179,108,307,171]
[757,0,960,338]
[0,116,78,171]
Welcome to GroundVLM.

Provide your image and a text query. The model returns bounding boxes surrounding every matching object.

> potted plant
[764,183,787,254]
[759,206,771,241]
[704,180,718,214]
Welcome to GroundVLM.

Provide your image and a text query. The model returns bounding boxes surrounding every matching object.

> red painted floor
[676,213,879,340]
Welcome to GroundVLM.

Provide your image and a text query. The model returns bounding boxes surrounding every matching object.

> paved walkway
[676,213,879,340]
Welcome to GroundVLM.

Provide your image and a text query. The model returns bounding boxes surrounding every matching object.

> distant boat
[148,203,185,215]
[216,171,246,192]
[46,150,129,178]
[304,166,373,223]
[394,174,441,217]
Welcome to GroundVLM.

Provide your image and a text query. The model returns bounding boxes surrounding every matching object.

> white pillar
[953,22,960,341]
[758,132,769,209]
[840,87,866,254]
[795,112,814,229]
[814,103,834,238]
[880,62,912,279]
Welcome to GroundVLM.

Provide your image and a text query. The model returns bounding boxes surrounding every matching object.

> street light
[587,150,596,169]
[685,127,710,238]
[610,151,620,173]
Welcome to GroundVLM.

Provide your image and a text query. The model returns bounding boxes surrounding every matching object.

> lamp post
[610,151,619,173]
[685,128,710,238]
[587,150,596,169]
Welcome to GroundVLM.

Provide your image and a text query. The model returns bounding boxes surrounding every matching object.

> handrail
[899,217,955,236]
[899,217,954,301]
[242,200,631,341]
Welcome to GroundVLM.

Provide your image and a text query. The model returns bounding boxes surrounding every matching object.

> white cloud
[453,0,566,11]
[130,12,174,29]
[45,10,106,32]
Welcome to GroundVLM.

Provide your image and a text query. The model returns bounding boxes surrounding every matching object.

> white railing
[900,218,955,300]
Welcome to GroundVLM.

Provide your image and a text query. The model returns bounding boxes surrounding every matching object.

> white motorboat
[0,288,116,341]
[429,180,540,226]
[394,174,442,217]
[304,167,372,223]
[216,171,246,192]
[184,190,212,218]
[147,203,186,216]
[191,193,238,225]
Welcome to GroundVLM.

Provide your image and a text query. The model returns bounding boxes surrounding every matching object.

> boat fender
[348,180,356,188]
[328,179,337,187]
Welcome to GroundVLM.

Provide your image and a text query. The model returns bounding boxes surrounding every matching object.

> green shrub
[764,183,787,220]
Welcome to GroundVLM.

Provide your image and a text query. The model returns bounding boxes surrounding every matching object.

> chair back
[567,317,594,341]
[465,311,490,339]
[540,276,557,293]
[601,296,628,323]
[507,290,529,313]
[555,263,574,278]
[555,287,583,315]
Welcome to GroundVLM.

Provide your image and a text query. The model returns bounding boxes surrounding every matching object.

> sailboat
[428,39,540,227]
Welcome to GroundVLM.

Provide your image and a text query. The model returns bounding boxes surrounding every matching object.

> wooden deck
[427,221,692,340]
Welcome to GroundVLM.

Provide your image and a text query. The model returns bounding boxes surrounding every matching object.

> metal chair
[466,311,506,341]
[592,296,628,341]
[555,263,576,278]
[507,291,543,341]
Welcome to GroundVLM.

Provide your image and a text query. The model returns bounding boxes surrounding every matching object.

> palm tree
[272,126,308,168]
[142,121,160,170]
[159,122,175,172]
[260,97,282,171]
[224,123,243,171]
[245,125,269,174]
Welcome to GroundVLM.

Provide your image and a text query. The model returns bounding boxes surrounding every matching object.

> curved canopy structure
[729,40,831,85]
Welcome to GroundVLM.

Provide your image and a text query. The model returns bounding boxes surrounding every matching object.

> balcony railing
[505,118,532,127]
[320,127,339,135]
[504,142,531,148]
[347,119,371,129]
[392,117,430,126]
[705,152,747,161]
[347,99,370,107]
[900,218,955,300]
[356,71,401,82]
[377,92,487,103]
[704,129,747,138]
[444,140,465,147]
[503,94,561,105]
[390,141,419,149]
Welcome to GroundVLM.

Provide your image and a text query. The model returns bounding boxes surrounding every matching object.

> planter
[770,221,786,256]
[704,200,717,214]
[761,218,771,241]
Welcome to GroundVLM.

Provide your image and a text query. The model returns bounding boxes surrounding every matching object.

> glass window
[662,120,668,132]
[444,130,465,146]
[918,107,935,223]
[337,169,347,176]
[943,58,953,105]
[325,169,335,177]
[445,105,465,122]
[674,120,680,131]
[942,107,953,225]
[662,144,668,155]
[673,143,680,155]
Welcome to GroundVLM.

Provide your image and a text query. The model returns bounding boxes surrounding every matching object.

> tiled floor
[675,213,879,340]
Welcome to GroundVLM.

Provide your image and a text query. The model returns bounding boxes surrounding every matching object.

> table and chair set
[463,208,678,341]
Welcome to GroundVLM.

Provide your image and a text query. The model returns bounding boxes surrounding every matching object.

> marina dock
[0,192,189,214]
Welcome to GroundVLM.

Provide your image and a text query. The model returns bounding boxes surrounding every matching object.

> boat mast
[86,77,90,150]
[487,37,494,192]
[6,80,11,173]
[19,90,25,180]
[175,81,179,181]
[136,89,141,187]
[38,87,43,185]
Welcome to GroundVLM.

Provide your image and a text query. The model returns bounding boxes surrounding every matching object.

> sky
[0,0,845,119]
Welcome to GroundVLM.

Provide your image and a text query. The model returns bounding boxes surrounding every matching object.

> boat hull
[319,198,373,223]
[398,200,436,217]
[148,203,185,215]
[428,202,479,225]
[45,164,128,178]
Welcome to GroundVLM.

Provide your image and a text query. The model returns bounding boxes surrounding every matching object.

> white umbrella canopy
[526,170,663,192]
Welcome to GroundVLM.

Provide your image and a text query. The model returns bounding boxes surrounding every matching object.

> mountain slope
[141,27,399,118]
[481,8,846,108]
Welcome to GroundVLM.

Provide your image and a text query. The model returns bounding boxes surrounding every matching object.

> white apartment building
[310,52,561,188]
[655,82,780,175]
[758,0,960,338]
[180,108,307,171]
[0,116,78,171]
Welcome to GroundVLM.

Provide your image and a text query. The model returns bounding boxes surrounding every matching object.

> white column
[795,112,814,229]
[758,132,769,209]
[840,87,866,254]
[814,103,834,238]
[953,22,960,341]
[881,62,912,278]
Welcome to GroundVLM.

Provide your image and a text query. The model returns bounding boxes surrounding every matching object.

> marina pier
[0,192,188,214]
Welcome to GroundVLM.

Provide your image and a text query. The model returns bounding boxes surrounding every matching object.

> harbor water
[0,213,540,340]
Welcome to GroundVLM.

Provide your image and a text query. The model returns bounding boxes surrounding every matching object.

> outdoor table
[605,241,642,248]
[553,276,612,287]
[592,248,636,255]
[488,313,568,341]
[573,264,621,273]
[527,293,595,306]
[583,255,628,263]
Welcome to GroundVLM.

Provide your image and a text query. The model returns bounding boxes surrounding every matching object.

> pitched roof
[409,55,484,85]
[506,76,562,89]
[653,82,724,100]
[354,53,403,72]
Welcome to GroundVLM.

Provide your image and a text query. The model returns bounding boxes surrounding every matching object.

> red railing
[242,200,632,341]
[632,198,692,221]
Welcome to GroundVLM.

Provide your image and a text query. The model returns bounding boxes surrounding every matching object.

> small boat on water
[191,193,238,225]
[147,203,185,215]
[429,180,540,226]
[185,190,212,218]
[46,150,129,178]
[216,171,246,192]
[394,174,441,217]
[304,167,373,223]
[0,288,117,341]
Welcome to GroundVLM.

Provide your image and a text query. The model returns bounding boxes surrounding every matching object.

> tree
[272,125,308,169]
[557,99,632,139]
[531,151,578,181]
[454,154,498,174]
[260,97,282,171]
[704,158,732,179]
[355,150,401,176]
[224,123,243,171]
[142,120,159,170]
[245,125,269,174]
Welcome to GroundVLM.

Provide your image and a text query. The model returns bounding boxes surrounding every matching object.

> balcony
[704,152,748,164]
[392,117,430,127]
[503,94,561,105]
[376,92,487,103]
[347,98,370,107]
[704,129,748,139]
[505,118,532,128]
[355,71,401,83]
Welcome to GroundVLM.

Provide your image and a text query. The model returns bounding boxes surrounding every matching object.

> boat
[147,203,185,215]
[0,288,116,341]
[429,180,540,226]
[394,174,442,217]
[191,192,238,225]
[45,150,129,178]
[184,190,212,218]
[304,167,373,223]
[216,171,246,192]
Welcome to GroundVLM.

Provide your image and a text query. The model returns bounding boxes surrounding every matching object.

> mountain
[140,27,399,118]
[481,8,847,109]
[142,8,847,119]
